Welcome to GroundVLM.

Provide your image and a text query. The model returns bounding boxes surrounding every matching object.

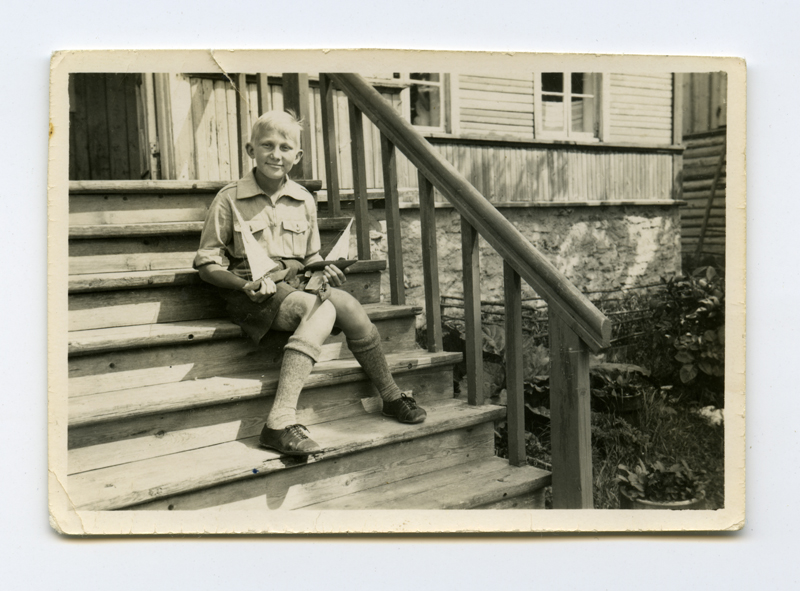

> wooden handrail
[328,73,611,352]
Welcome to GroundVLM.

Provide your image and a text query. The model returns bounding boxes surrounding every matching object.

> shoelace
[285,424,310,440]
[397,395,418,410]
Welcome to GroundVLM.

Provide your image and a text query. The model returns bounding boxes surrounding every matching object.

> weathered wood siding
[680,129,726,258]
[127,73,677,205]
[456,74,535,140]
[428,143,673,203]
[606,73,674,145]
[681,72,727,135]
[69,74,145,180]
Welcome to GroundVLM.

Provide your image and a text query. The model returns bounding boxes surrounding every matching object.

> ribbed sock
[265,336,321,430]
[347,325,403,403]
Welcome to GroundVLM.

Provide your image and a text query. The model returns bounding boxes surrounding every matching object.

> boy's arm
[198,264,276,301]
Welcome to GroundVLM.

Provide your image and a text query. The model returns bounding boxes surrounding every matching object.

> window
[393,73,449,133]
[534,72,602,141]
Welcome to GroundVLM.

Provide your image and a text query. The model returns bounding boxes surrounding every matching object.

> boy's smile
[246,129,303,192]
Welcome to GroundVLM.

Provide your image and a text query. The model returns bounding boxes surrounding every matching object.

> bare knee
[329,289,372,337]
[273,292,335,332]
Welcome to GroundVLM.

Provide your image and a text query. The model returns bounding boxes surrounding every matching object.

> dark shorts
[217,281,302,344]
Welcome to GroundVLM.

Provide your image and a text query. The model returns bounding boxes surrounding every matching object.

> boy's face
[246,128,303,185]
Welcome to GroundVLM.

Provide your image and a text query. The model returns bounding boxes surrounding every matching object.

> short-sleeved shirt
[194,169,322,279]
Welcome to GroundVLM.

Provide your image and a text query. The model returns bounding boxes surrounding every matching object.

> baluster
[235,73,250,179]
[282,74,313,180]
[256,74,270,115]
[503,262,525,466]
[347,100,371,260]
[380,133,405,305]
[418,172,443,352]
[319,74,341,218]
[548,314,593,509]
[462,217,482,405]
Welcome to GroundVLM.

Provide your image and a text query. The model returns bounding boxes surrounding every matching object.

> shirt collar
[235,168,308,202]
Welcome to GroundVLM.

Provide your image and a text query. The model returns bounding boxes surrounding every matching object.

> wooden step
[69,349,459,428]
[68,266,384,330]
[68,304,423,396]
[68,398,505,511]
[69,302,419,356]
[135,421,497,511]
[304,456,550,510]
[69,356,461,461]
[68,260,386,293]
[69,217,353,239]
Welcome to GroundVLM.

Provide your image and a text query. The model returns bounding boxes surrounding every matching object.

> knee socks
[347,324,402,403]
[265,335,322,430]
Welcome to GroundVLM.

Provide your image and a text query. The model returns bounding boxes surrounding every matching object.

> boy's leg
[327,289,427,424]
[260,292,336,455]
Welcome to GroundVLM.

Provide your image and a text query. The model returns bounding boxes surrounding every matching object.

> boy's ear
[245,142,255,159]
[293,149,304,166]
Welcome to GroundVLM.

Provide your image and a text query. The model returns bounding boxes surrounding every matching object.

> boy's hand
[322,264,347,287]
[243,277,277,302]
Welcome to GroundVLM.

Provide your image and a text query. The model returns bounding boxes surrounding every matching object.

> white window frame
[395,73,451,134]
[533,72,605,142]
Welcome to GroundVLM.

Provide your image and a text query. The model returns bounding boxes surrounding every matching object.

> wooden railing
[320,73,612,509]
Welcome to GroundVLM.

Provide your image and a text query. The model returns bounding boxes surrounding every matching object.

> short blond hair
[249,110,304,145]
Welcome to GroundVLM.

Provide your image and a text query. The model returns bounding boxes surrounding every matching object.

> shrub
[645,266,725,407]
[617,459,705,503]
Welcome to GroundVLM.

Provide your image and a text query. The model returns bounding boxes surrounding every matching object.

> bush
[644,266,725,407]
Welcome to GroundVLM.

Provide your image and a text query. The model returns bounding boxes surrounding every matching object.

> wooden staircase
[67,180,551,512]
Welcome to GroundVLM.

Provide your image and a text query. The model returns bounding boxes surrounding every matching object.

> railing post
[235,73,250,179]
[347,100,371,260]
[380,133,406,305]
[504,262,525,466]
[318,74,341,218]
[548,314,593,509]
[282,73,314,180]
[256,74,270,116]
[418,172,443,352]
[462,217,483,406]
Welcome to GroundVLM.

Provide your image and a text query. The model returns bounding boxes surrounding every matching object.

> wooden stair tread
[69,350,462,426]
[70,217,353,239]
[305,456,551,510]
[70,179,324,194]
[68,260,386,293]
[68,398,506,511]
[68,302,421,355]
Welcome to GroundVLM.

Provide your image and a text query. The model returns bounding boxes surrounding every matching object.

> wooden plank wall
[157,73,673,203]
[69,74,145,180]
[606,73,673,145]
[431,143,673,202]
[457,74,535,140]
[681,72,728,135]
[680,129,726,257]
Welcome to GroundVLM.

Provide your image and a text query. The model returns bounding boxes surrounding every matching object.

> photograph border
[48,49,746,535]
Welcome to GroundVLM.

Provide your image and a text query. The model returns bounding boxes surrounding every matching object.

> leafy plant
[617,459,705,503]
[645,266,725,406]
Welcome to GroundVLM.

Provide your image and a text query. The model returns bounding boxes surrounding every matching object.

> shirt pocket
[232,217,270,258]
[281,218,309,256]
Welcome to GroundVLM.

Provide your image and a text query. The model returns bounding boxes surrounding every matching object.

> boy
[193,110,426,457]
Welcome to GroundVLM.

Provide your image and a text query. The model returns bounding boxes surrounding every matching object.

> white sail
[231,204,279,281]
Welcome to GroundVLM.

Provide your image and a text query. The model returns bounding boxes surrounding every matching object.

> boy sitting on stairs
[193,110,426,457]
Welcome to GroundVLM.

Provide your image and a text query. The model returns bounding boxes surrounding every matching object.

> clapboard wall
[605,73,674,145]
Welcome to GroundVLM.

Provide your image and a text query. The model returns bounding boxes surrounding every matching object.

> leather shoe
[381,393,427,424]
[259,424,322,456]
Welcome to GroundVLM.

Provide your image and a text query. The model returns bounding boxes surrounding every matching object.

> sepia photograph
[47,50,745,534]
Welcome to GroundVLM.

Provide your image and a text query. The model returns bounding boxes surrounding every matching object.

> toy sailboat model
[230,204,280,282]
[305,218,354,294]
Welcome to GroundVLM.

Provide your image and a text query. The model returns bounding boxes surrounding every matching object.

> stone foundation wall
[361,203,682,323]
